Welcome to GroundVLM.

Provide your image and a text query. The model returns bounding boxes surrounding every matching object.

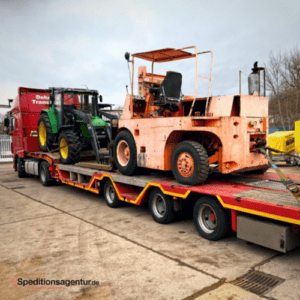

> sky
[0,0,300,115]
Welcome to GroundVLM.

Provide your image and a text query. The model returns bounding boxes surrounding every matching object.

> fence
[0,135,13,162]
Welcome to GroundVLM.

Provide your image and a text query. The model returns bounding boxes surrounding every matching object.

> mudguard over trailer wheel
[172,141,209,185]
[38,113,55,152]
[193,196,230,241]
[148,188,175,224]
[114,131,137,176]
[103,180,120,208]
[39,161,52,186]
[58,130,82,164]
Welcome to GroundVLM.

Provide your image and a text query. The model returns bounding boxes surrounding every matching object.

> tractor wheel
[148,188,175,224]
[114,131,137,176]
[17,157,26,178]
[58,130,82,164]
[193,196,230,241]
[172,141,209,185]
[38,113,55,152]
[103,180,120,208]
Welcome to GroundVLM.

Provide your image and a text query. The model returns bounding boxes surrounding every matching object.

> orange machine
[113,47,269,185]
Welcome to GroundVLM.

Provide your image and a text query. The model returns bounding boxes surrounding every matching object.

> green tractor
[37,87,118,165]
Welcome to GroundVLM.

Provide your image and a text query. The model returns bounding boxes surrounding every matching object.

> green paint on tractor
[79,116,108,138]
[43,105,59,134]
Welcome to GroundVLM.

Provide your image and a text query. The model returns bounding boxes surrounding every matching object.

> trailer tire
[114,131,137,176]
[149,188,174,224]
[103,180,120,208]
[17,157,26,178]
[193,196,230,241]
[58,130,82,164]
[172,141,209,185]
[39,161,52,186]
[38,113,55,152]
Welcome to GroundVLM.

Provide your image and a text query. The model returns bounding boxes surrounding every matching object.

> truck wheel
[114,131,137,175]
[39,161,52,186]
[103,180,120,208]
[38,113,55,152]
[58,130,82,164]
[193,196,230,241]
[149,188,174,224]
[17,157,26,178]
[172,141,209,185]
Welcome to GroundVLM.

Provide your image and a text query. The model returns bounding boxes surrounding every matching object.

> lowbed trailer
[17,151,300,253]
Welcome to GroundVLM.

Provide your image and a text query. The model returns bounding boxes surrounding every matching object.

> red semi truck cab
[9,87,79,169]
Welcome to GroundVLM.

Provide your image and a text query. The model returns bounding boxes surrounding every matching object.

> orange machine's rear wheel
[177,152,195,178]
[172,141,209,185]
[114,131,137,176]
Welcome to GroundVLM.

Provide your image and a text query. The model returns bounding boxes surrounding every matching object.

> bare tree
[265,47,300,131]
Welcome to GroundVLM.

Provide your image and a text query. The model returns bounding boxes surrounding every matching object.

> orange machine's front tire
[114,131,137,176]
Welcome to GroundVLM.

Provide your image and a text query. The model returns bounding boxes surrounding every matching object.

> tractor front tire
[38,113,55,152]
[114,131,137,176]
[172,141,209,185]
[58,130,82,164]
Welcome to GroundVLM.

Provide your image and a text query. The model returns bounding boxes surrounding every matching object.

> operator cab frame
[126,47,214,118]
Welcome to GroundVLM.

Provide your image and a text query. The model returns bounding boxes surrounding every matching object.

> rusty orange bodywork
[119,47,269,174]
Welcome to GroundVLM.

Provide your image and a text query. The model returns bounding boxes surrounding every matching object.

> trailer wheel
[103,180,120,208]
[58,130,82,164]
[39,161,52,186]
[193,196,230,241]
[172,141,209,185]
[17,157,26,178]
[114,131,137,176]
[38,113,55,152]
[149,188,174,224]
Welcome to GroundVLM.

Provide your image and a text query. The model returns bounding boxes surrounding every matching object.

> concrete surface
[0,162,300,300]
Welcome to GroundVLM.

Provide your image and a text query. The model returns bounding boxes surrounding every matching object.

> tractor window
[54,94,61,107]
